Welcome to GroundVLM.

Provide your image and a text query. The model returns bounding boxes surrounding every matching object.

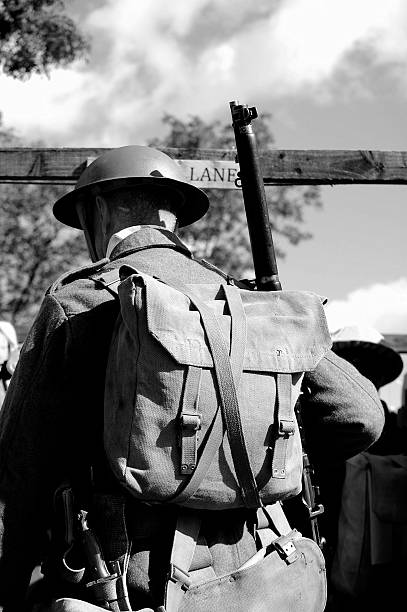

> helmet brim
[332,339,404,387]
[53,176,210,229]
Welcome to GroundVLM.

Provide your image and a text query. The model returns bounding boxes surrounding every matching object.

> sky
[0,0,406,402]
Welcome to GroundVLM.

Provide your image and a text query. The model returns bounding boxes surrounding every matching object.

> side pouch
[179,534,326,612]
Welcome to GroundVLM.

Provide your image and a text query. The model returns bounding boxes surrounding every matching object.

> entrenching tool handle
[229,100,282,291]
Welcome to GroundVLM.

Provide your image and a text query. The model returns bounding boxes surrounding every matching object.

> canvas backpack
[55,263,331,612]
[101,266,331,510]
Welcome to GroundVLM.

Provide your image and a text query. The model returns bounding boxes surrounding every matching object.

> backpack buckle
[179,414,202,475]
[169,563,192,590]
[273,533,300,565]
[278,419,295,437]
[180,414,201,431]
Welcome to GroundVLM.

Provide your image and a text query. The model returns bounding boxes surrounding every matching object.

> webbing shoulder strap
[170,283,247,505]
[164,513,201,612]
[90,268,121,296]
[157,275,260,509]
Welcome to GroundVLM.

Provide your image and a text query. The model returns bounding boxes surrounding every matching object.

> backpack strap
[271,374,295,479]
[164,512,202,612]
[255,502,292,548]
[179,366,202,476]
[239,502,300,572]
[177,278,259,508]
[168,281,256,507]
[90,268,121,297]
[171,283,247,502]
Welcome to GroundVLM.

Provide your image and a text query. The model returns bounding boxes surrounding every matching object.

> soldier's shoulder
[47,258,110,295]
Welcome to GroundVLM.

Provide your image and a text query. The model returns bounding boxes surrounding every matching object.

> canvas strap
[164,512,202,612]
[271,374,295,479]
[90,268,121,297]
[165,280,258,508]
[170,282,247,504]
[255,502,292,548]
[236,502,300,571]
[179,366,202,475]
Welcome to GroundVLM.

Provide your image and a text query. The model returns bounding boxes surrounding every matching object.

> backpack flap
[145,279,331,373]
[104,272,331,510]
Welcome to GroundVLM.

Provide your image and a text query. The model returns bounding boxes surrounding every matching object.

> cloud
[325,278,407,334]
[261,0,407,94]
[1,0,407,145]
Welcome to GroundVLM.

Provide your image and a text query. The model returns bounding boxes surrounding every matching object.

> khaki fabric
[180,535,326,612]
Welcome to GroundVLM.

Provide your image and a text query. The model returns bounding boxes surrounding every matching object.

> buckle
[169,563,192,590]
[180,413,201,432]
[278,419,295,437]
[309,503,324,519]
[273,533,300,565]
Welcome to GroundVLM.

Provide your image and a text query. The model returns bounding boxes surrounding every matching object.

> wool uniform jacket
[0,227,385,611]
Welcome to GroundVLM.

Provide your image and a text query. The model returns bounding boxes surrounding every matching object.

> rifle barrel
[230,101,281,291]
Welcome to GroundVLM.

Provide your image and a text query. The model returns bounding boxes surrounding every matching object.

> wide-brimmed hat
[331,325,404,388]
[53,145,209,229]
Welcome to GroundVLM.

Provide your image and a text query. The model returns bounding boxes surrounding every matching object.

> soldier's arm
[0,293,71,611]
[300,349,385,465]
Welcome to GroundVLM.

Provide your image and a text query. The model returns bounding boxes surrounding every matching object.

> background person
[321,325,406,612]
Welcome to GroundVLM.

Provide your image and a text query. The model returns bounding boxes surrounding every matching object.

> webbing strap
[91,268,121,296]
[168,280,258,508]
[170,283,247,504]
[179,366,202,475]
[255,502,292,548]
[170,406,222,505]
[223,283,247,387]
[166,281,261,508]
[165,513,202,612]
[271,374,294,480]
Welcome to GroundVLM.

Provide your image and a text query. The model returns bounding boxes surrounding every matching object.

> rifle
[229,100,324,547]
[229,102,281,292]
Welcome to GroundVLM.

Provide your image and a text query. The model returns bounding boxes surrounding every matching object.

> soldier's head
[53,145,209,261]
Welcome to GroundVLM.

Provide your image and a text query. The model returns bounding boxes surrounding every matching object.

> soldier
[0,146,385,612]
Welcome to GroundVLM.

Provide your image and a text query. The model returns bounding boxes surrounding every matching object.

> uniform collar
[108,226,192,261]
[106,225,164,259]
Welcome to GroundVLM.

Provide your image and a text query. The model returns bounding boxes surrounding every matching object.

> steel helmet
[53,145,209,228]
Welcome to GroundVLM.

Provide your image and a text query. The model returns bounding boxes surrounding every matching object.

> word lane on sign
[176,160,240,190]
[86,158,241,190]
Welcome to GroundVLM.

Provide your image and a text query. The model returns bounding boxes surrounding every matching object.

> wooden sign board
[3,148,407,186]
